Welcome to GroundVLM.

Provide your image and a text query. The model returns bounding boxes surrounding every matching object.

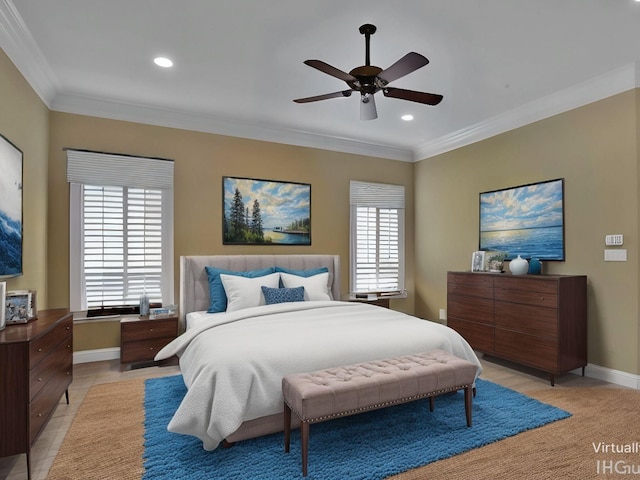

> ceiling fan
[294,24,443,120]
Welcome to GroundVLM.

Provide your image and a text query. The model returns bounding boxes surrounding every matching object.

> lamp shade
[360,93,377,120]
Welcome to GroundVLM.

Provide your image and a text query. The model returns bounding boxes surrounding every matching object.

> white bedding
[155,300,482,451]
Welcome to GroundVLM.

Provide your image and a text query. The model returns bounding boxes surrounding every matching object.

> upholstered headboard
[179,254,341,325]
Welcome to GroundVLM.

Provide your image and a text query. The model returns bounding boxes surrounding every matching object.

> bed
[155,254,482,450]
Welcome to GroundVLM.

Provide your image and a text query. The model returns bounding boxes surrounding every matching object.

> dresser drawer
[494,287,558,308]
[121,317,177,342]
[493,276,558,294]
[447,295,494,325]
[29,361,72,444]
[495,302,558,339]
[447,273,494,298]
[29,315,72,369]
[447,318,494,354]
[121,336,174,363]
[30,335,72,401]
[495,330,558,372]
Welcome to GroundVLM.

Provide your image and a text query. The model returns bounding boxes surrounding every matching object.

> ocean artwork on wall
[479,178,565,261]
[223,176,311,245]
[0,134,23,277]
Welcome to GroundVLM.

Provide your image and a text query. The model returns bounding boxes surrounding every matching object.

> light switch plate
[604,249,627,261]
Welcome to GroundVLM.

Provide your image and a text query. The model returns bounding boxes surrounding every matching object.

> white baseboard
[73,347,120,364]
[578,363,640,390]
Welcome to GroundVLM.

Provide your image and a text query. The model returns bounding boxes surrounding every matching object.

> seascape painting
[223,177,311,245]
[479,178,564,261]
[0,134,23,276]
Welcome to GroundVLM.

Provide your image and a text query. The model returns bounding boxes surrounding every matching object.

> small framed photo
[471,251,485,272]
[5,290,37,324]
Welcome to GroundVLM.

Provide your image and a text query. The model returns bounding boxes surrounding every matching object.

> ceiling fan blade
[378,52,429,84]
[293,90,353,103]
[304,60,357,83]
[383,87,443,105]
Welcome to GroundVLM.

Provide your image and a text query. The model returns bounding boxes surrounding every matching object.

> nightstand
[346,295,390,308]
[120,314,178,368]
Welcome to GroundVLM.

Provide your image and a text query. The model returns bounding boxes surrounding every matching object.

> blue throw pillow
[261,286,305,305]
[274,266,329,288]
[205,266,276,313]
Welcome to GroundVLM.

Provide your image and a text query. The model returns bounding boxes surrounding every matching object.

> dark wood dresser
[0,308,73,479]
[447,271,587,385]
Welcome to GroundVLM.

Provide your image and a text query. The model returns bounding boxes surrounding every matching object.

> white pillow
[280,272,332,301]
[220,272,281,312]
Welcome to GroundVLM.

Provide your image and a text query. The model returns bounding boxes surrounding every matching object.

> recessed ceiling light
[154,57,173,68]
[401,114,414,121]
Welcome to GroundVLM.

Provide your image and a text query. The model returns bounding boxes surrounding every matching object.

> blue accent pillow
[261,286,305,305]
[275,266,329,288]
[205,266,276,313]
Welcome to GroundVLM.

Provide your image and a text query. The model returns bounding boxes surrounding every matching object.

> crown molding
[413,62,640,161]
[51,92,415,161]
[0,0,58,106]
[2,0,637,163]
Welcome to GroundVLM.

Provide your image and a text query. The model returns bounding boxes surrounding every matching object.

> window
[349,181,405,294]
[67,150,174,313]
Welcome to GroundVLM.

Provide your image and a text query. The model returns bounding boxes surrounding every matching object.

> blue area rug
[143,375,570,480]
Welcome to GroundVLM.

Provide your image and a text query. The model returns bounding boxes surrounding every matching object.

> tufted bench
[282,350,477,476]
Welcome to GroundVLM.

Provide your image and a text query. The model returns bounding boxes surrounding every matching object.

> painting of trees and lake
[479,178,564,261]
[223,177,311,245]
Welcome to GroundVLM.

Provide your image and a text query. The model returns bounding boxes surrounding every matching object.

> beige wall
[0,49,50,301]
[47,112,416,350]
[415,90,639,374]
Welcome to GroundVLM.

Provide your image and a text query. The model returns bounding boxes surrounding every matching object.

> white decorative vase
[509,255,529,275]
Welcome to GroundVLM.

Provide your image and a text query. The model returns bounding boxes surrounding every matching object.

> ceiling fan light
[360,94,377,120]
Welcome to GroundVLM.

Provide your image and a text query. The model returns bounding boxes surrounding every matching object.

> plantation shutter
[349,181,405,294]
[67,150,174,312]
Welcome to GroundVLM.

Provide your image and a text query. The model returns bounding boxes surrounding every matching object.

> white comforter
[155,301,482,450]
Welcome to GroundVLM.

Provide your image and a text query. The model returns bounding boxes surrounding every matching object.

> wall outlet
[439,308,447,321]
[605,234,624,246]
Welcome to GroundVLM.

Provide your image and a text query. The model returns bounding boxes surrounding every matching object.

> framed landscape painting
[0,133,23,277]
[479,178,565,261]
[223,176,311,245]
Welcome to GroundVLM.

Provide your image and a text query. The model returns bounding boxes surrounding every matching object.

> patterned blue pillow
[261,286,305,305]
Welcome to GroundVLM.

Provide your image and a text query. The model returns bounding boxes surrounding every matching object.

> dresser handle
[38,348,42,352]
[37,413,42,417]
[38,378,42,382]
[149,328,153,332]
[66,326,71,330]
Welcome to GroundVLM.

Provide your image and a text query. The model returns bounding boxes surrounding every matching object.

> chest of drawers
[0,308,73,479]
[447,272,587,385]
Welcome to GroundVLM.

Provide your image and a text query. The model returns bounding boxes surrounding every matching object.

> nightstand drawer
[121,317,177,342]
[121,337,174,363]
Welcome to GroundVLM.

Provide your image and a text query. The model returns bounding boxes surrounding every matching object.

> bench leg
[429,396,434,412]
[464,385,472,427]
[301,421,309,476]
[284,403,292,453]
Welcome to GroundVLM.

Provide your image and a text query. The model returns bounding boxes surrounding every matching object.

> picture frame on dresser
[5,290,37,324]
[471,251,485,272]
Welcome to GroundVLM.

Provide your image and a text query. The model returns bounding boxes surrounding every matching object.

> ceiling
[2,1,640,161]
